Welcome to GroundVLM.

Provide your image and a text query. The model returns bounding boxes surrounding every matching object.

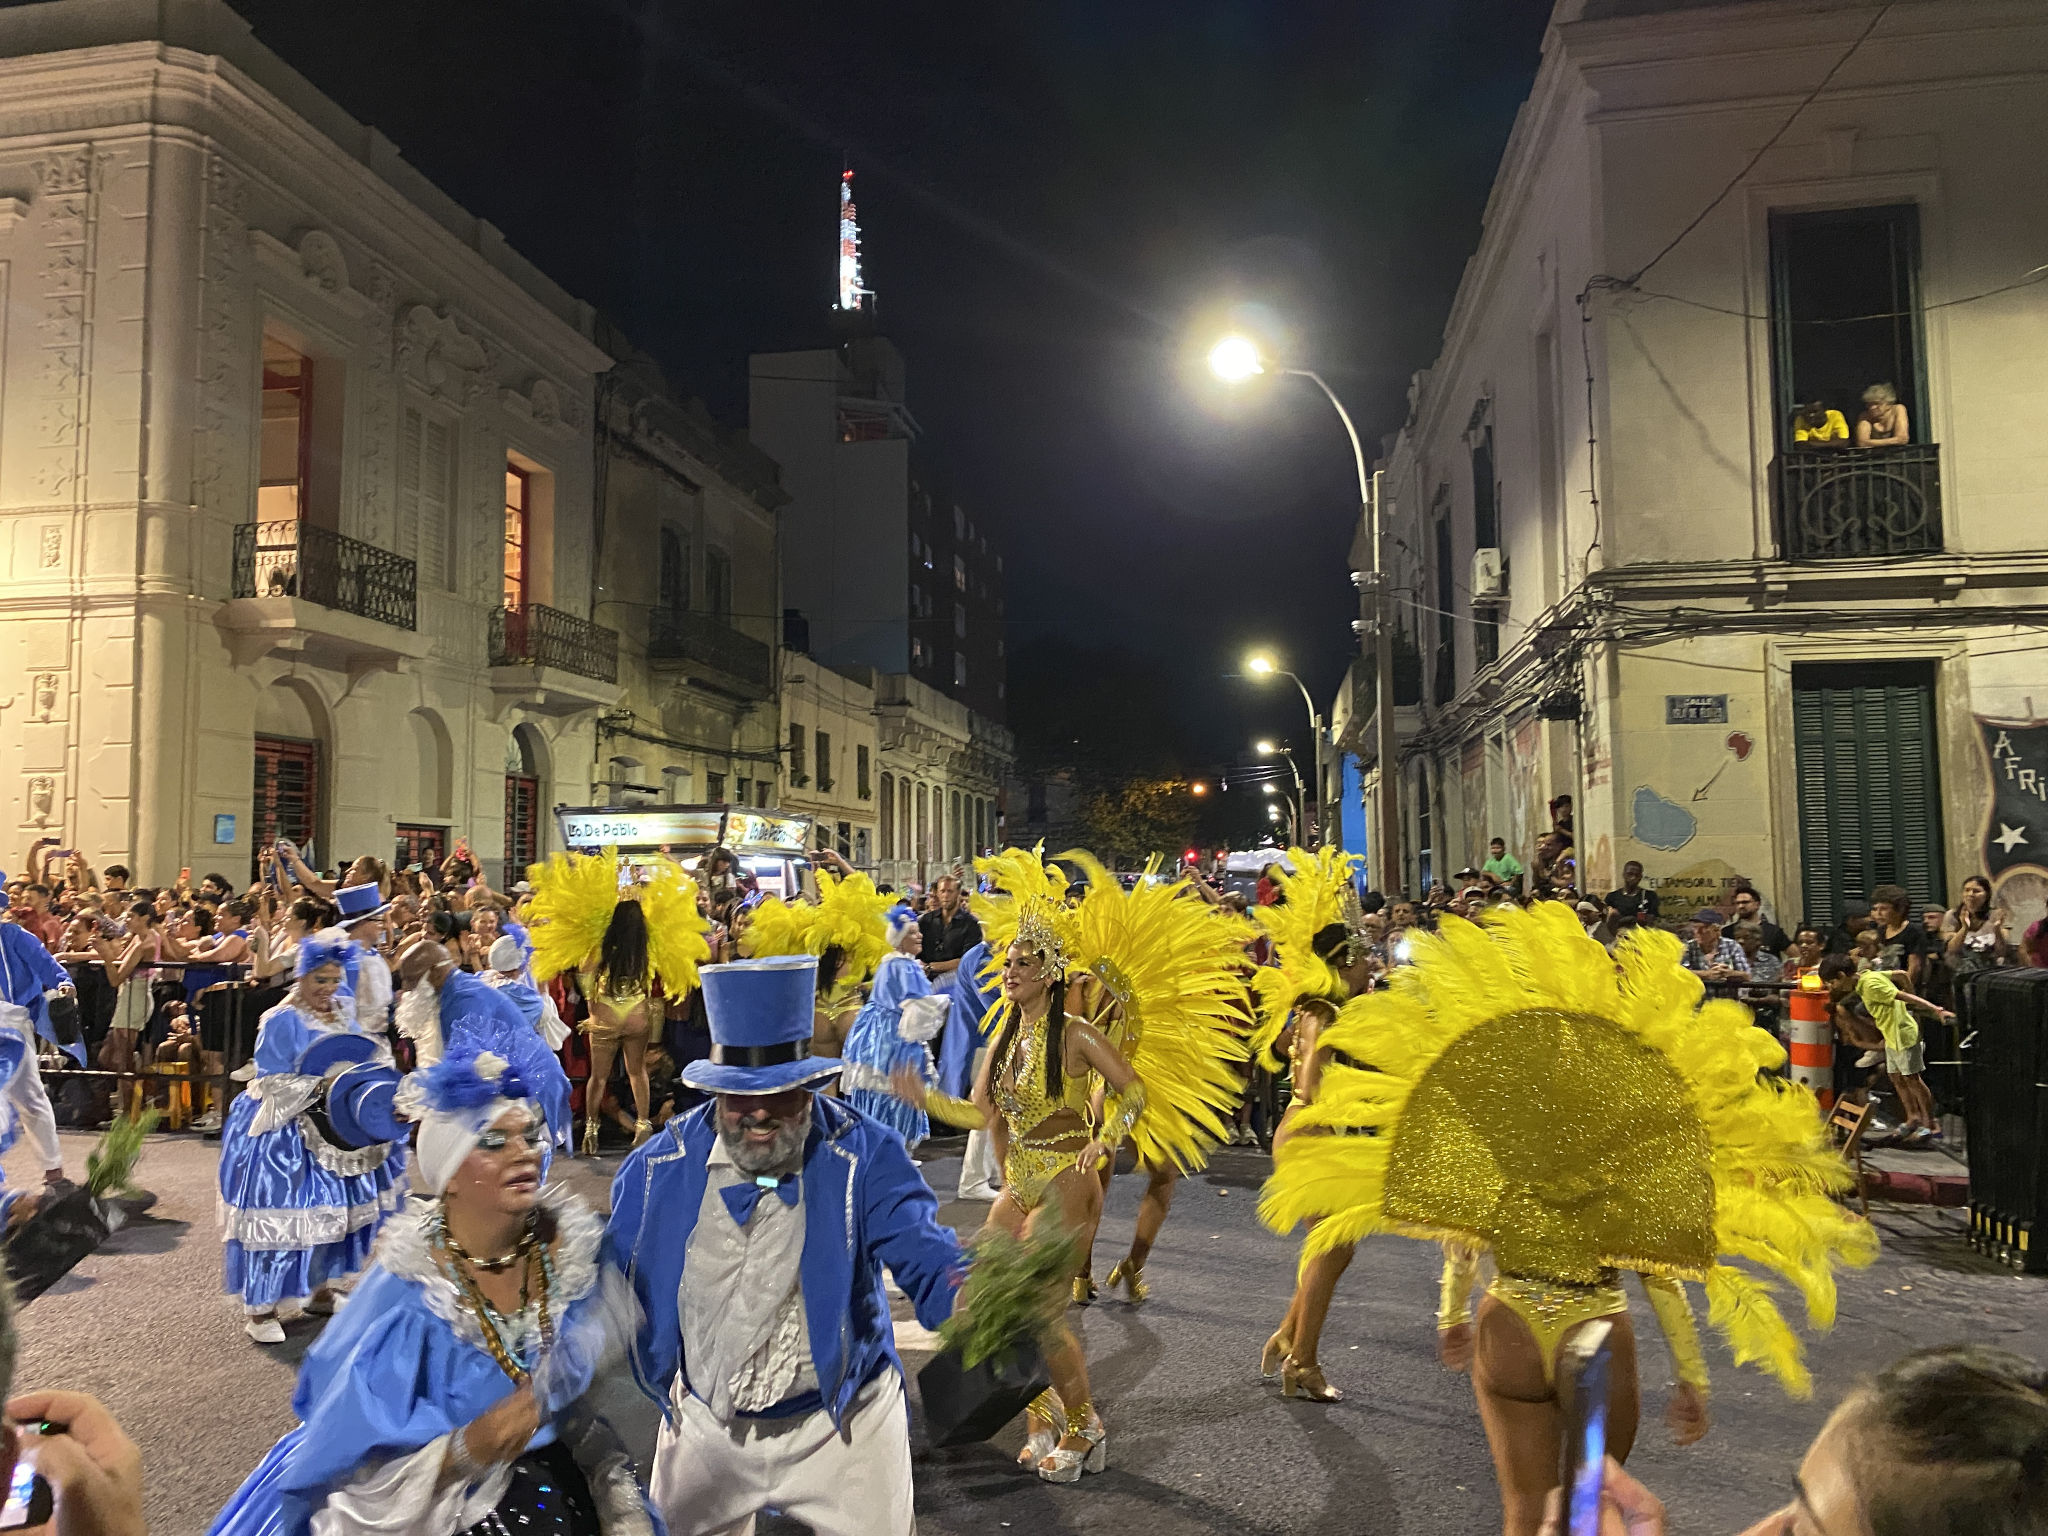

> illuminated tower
[835,168,871,313]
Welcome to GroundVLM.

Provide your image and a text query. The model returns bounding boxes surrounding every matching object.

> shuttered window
[252,736,319,879]
[398,406,455,591]
[1792,661,1945,927]
[505,774,539,879]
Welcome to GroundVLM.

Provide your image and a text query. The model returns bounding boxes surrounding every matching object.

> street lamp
[1244,651,1323,847]
[1255,739,1306,847]
[1216,339,1398,892]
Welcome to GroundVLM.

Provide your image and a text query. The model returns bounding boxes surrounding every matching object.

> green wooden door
[1792,661,1945,927]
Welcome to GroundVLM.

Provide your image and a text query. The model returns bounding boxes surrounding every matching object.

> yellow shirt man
[1793,407,1849,444]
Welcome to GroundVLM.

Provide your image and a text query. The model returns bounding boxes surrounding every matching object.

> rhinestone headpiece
[1013,900,1072,975]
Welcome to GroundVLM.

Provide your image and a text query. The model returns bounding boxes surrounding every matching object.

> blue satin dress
[217,999,408,1312]
[210,1195,659,1536]
[840,952,936,1145]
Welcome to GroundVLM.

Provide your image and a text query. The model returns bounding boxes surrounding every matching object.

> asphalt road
[8,1129,2044,1536]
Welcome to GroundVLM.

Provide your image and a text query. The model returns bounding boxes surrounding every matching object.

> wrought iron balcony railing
[232,520,417,629]
[649,609,773,693]
[1777,444,1943,560]
[491,604,620,684]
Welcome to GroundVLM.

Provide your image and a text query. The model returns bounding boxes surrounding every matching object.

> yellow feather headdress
[1249,845,1359,1069]
[1259,901,1875,1398]
[969,844,1076,980]
[524,849,709,999]
[742,870,895,985]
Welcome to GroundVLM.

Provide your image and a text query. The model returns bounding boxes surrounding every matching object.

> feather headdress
[743,870,895,985]
[969,845,1076,978]
[1248,845,1358,1069]
[525,849,709,998]
[1259,901,1877,1397]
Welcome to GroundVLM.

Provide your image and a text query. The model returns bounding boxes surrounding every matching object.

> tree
[1080,778,1200,869]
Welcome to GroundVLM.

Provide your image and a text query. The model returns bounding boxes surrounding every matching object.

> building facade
[1350,0,2048,934]
[589,335,785,823]
[778,650,880,869]
[0,0,631,886]
[875,673,1009,891]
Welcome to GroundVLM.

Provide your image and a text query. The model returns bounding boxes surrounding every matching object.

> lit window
[504,464,531,609]
[954,652,967,687]
[911,637,925,666]
[953,555,967,593]
[259,331,312,523]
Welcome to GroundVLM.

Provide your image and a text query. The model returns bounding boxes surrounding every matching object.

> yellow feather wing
[638,858,711,999]
[1249,845,1358,1068]
[524,850,622,983]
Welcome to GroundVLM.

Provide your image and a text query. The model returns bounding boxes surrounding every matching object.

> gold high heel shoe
[1036,1404,1107,1484]
[1017,1389,1063,1470]
[580,1116,600,1157]
[1281,1357,1344,1402]
[1105,1258,1149,1304]
[631,1117,653,1148]
[1260,1328,1293,1379]
[1072,1273,1098,1306]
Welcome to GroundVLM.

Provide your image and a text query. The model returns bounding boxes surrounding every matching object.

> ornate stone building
[0,0,622,884]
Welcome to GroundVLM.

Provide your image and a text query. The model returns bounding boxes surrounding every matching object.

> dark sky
[230,0,1553,769]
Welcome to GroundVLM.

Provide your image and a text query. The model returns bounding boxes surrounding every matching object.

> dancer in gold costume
[1261,901,1876,1536]
[896,847,1249,1485]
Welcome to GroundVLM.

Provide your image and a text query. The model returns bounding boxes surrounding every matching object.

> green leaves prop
[86,1109,159,1199]
[938,1219,1082,1369]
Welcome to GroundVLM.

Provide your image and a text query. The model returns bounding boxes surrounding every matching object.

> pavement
[7,1128,2045,1536]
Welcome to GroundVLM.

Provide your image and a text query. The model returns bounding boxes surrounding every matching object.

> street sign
[213,813,236,844]
[1665,694,1728,725]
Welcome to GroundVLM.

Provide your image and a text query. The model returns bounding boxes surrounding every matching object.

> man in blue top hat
[604,954,965,1536]
[325,882,394,1036]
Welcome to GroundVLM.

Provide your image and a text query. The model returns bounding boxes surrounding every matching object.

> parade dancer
[742,867,894,1072]
[1249,847,1381,1400]
[1261,901,1878,1536]
[935,938,1002,1199]
[901,846,1249,1483]
[483,933,572,1049]
[0,888,82,1189]
[526,850,707,1154]
[603,954,964,1536]
[839,907,949,1144]
[218,935,408,1344]
[329,882,394,1034]
[396,940,575,1151]
[210,1046,656,1536]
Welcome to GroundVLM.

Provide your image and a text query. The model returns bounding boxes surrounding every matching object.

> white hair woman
[211,1046,655,1536]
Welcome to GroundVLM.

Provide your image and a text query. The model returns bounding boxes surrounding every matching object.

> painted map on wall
[1979,718,2048,881]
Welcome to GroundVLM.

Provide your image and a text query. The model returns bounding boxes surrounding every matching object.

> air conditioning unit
[1471,547,1507,602]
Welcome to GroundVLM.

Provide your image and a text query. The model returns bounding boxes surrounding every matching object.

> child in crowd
[1819,954,1950,1142]
[1850,924,1885,971]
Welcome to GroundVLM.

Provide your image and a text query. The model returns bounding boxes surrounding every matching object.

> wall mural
[1630,785,1697,851]
[1977,715,2048,938]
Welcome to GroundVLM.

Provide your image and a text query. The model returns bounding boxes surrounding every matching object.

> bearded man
[394,939,571,1148]
[602,954,964,1536]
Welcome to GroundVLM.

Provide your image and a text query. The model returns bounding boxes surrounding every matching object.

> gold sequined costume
[1261,901,1877,1399]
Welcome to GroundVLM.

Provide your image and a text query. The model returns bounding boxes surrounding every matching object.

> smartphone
[0,1441,53,1530]
[1556,1318,1615,1536]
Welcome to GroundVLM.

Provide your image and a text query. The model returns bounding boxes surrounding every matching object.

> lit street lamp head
[1262,784,1278,796]
[1207,333,1265,384]
[1255,739,1278,756]
[1245,653,1276,676]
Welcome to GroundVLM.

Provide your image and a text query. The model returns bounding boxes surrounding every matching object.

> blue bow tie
[720,1173,800,1225]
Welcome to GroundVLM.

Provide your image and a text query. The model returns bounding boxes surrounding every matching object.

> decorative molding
[194,152,252,517]
[296,228,348,293]
[25,775,56,829]
[499,376,574,437]
[0,197,26,234]
[247,228,380,322]
[396,304,491,402]
[33,144,93,504]
[29,674,58,724]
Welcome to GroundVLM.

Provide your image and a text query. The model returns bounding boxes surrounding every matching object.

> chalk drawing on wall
[1630,785,1698,851]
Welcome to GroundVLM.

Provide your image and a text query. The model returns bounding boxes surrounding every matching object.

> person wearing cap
[1574,898,1614,949]
[1680,909,1749,986]
[602,954,965,1536]
[396,940,573,1152]
[217,935,409,1345]
[481,933,571,1050]
[211,1045,657,1536]
[0,874,82,1188]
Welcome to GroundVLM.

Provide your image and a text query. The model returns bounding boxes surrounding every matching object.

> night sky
[229,0,1554,770]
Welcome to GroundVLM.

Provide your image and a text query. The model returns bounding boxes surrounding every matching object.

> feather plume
[638,858,711,999]
[1250,847,1359,1068]
[525,850,624,983]
[743,871,893,984]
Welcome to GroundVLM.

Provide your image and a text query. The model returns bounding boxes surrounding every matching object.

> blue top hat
[333,883,392,924]
[679,954,843,1095]
[297,1030,381,1079]
[325,1061,405,1148]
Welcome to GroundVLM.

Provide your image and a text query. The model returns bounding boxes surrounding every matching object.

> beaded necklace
[435,1209,555,1384]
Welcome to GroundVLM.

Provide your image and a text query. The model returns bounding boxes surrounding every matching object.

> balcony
[1778,445,1943,560]
[487,604,623,718]
[648,609,773,699]
[218,520,428,672]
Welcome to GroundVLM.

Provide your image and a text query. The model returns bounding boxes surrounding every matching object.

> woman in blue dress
[839,909,948,1145]
[218,935,407,1344]
[211,1046,656,1536]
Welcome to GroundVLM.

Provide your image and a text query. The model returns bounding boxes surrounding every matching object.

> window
[706,771,726,802]
[259,332,313,523]
[503,464,531,609]
[252,735,319,880]
[787,723,807,787]
[910,581,921,618]
[954,652,967,687]
[1432,490,1455,705]
[398,406,455,591]
[736,777,751,805]
[757,781,770,808]
[836,820,852,858]
[394,824,447,875]
[880,773,895,858]
[954,602,968,639]
[953,506,966,540]
[815,731,833,792]
[856,744,871,800]
[504,771,539,877]
[1771,205,1924,449]
[953,554,967,593]
[911,637,925,667]
[659,527,690,614]
[1470,423,1499,667]
[705,547,733,620]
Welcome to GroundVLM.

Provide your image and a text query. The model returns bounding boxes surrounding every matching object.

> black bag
[916,1341,1050,1448]
[43,990,80,1048]
[4,1184,114,1303]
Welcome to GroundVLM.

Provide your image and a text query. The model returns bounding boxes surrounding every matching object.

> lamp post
[1255,739,1306,848]
[1246,655,1321,847]
[1213,335,1398,891]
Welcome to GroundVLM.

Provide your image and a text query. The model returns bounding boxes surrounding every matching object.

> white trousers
[956,1129,1001,1197]
[1,1015,60,1173]
[651,1371,915,1536]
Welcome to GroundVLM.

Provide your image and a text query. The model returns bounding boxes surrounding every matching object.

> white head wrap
[488,934,525,974]
[397,1048,538,1196]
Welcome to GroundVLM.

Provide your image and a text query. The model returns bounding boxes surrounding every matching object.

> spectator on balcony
[1854,382,1910,446]
[1791,398,1849,446]
[1480,836,1523,894]
[11,885,64,952]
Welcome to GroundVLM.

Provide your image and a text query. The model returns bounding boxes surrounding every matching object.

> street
[9,1128,2043,1536]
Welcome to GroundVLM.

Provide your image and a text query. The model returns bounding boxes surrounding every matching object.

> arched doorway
[505,723,548,883]
[252,678,328,879]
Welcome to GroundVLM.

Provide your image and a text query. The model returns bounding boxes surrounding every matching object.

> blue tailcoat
[439,970,571,1145]
[602,1094,963,1429]
[0,922,84,1064]
[936,939,996,1098]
